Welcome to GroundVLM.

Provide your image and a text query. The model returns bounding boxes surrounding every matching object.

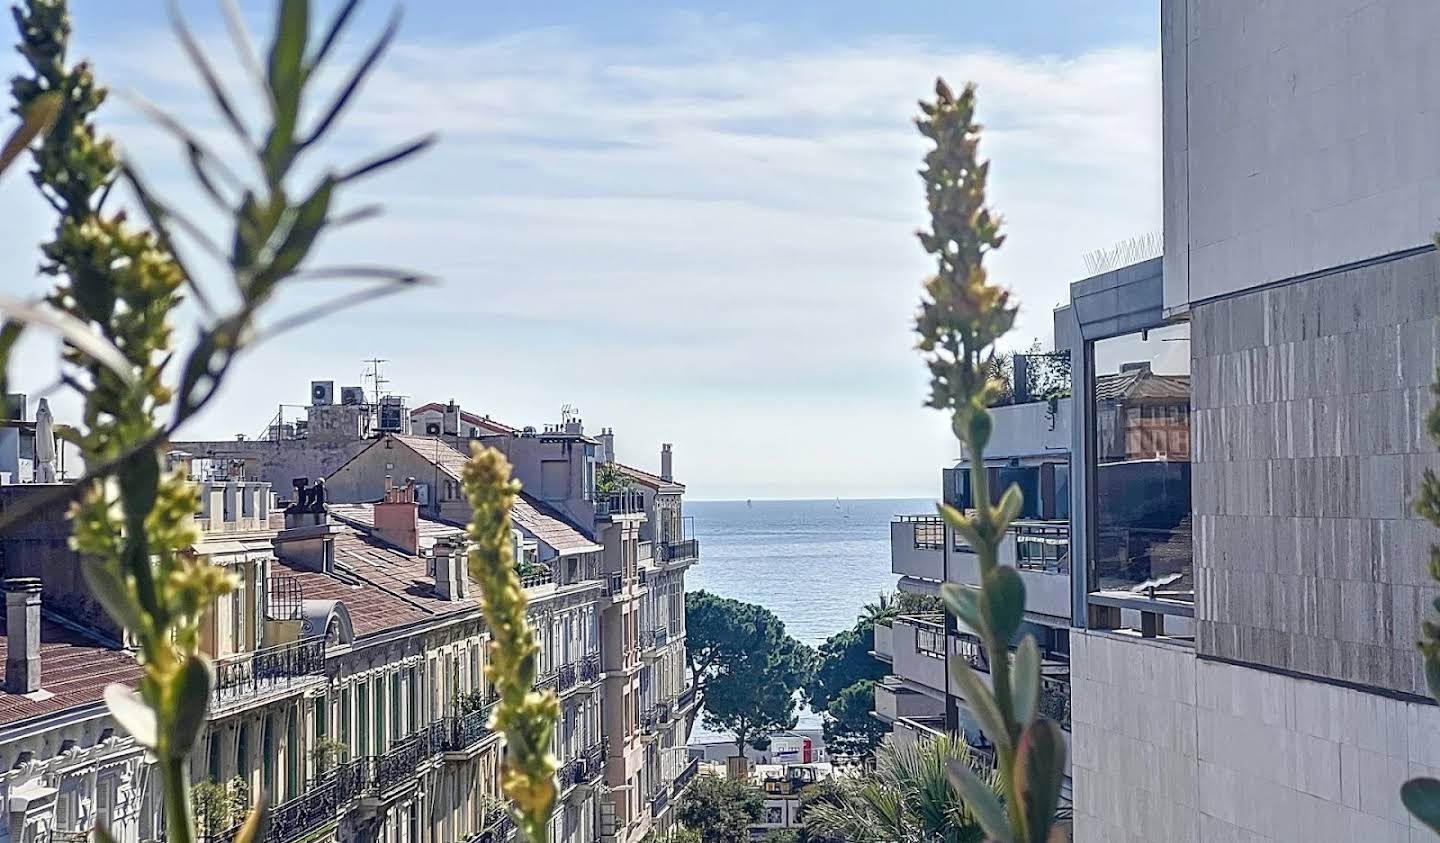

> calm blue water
[684,497,935,740]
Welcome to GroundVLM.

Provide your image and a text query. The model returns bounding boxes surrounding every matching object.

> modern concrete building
[1068,3,1440,838]
[876,344,1075,798]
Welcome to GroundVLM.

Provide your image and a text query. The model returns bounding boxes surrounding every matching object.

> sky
[1,0,1161,501]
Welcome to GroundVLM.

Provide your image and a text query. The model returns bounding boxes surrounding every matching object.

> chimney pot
[433,537,468,602]
[660,443,673,482]
[5,578,42,695]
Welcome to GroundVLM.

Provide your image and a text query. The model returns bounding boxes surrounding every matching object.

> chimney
[597,429,616,463]
[433,537,468,602]
[443,400,461,437]
[373,478,420,554]
[660,444,673,482]
[564,417,584,436]
[5,578,42,694]
[275,479,340,574]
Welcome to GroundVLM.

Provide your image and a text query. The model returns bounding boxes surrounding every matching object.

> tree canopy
[822,679,890,757]
[686,591,815,756]
[674,773,765,843]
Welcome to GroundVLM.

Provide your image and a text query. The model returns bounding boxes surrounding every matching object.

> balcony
[891,516,945,581]
[889,615,948,696]
[873,622,894,661]
[641,626,669,655]
[434,701,499,756]
[873,677,944,723]
[672,757,700,795]
[579,652,602,685]
[535,669,559,694]
[657,539,699,565]
[891,715,946,751]
[650,785,670,818]
[596,490,646,520]
[676,684,697,712]
[519,565,555,589]
[558,738,607,792]
[640,705,660,736]
[212,637,326,712]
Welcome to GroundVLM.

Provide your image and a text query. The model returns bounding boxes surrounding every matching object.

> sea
[684,497,936,743]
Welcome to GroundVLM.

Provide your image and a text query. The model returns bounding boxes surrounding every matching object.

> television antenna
[561,403,581,424]
[364,358,390,399]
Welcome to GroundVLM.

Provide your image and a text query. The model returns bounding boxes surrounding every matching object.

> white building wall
[1163,0,1440,309]
[1073,630,1440,842]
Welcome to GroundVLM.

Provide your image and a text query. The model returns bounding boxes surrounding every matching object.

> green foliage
[808,619,888,713]
[595,461,631,495]
[823,679,890,757]
[192,777,250,837]
[310,737,349,774]
[913,79,1065,843]
[762,830,801,843]
[1406,266,1440,831]
[641,830,703,843]
[673,773,764,843]
[1,3,428,842]
[802,736,996,843]
[686,590,815,755]
[462,446,559,842]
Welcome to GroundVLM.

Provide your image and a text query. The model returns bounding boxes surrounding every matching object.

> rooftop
[408,402,517,435]
[0,617,141,728]
[616,462,684,492]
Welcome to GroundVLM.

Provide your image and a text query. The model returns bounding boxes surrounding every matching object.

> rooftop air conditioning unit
[425,421,442,436]
[310,381,334,406]
[340,386,365,405]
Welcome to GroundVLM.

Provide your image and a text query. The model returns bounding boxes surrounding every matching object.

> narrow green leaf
[169,655,214,757]
[940,502,984,549]
[103,684,157,749]
[981,566,1026,646]
[92,824,120,843]
[947,759,1011,843]
[265,0,310,175]
[257,176,334,291]
[304,7,399,146]
[0,90,61,178]
[1404,778,1440,833]
[1014,719,1067,843]
[1012,635,1041,727]
[81,562,145,635]
[0,296,135,386]
[309,0,363,73]
[940,582,982,631]
[169,1,251,145]
[950,655,1010,758]
[338,134,436,183]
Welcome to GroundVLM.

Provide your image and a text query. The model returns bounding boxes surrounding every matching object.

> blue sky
[3,0,1160,499]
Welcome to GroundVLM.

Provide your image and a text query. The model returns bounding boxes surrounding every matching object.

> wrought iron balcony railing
[557,662,578,693]
[650,786,670,817]
[579,652,602,683]
[212,636,326,705]
[672,757,700,795]
[534,669,559,693]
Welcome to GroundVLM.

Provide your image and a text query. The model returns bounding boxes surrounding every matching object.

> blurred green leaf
[82,563,145,637]
[170,655,213,757]
[1427,656,1440,702]
[169,1,250,144]
[1404,778,1440,833]
[1013,719,1066,843]
[939,502,984,550]
[980,566,1025,646]
[940,582,981,631]
[338,134,436,183]
[946,759,1010,843]
[996,483,1022,531]
[0,296,135,386]
[304,7,398,146]
[104,684,157,749]
[232,795,269,843]
[949,656,1008,758]
[264,0,310,176]
[309,0,362,73]
[0,89,61,178]
[92,824,120,843]
[1012,635,1040,728]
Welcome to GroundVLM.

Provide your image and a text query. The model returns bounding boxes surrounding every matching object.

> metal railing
[1014,522,1071,573]
[558,738,608,790]
[658,538,699,563]
[579,652,602,683]
[212,637,326,705]
[435,701,499,753]
[676,685,697,710]
[952,631,990,673]
[534,669,559,693]
[519,566,555,589]
[605,572,624,596]
[557,662,578,693]
[640,705,659,733]
[650,786,670,817]
[597,490,646,518]
[641,626,669,651]
[672,757,700,795]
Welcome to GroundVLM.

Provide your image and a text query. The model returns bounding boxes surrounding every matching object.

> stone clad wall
[1191,248,1440,696]
[1072,630,1440,842]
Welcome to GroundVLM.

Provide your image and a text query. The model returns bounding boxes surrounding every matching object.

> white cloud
[0,17,1159,500]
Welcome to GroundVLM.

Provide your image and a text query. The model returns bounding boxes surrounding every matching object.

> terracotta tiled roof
[331,528,481,619]
[512,494,601,554]
[329,503,465,548]
[0,618,141,727]
[616,463,684,491]
[408,403,517,435]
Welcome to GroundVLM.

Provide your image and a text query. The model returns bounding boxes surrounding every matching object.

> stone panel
[1193,248,1440,696]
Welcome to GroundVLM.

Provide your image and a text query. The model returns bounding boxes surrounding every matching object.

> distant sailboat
[834,498,841,510]
[746,499,753,509]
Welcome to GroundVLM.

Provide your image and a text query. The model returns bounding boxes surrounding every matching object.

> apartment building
[1065,2,1440,838]
[876,345,1075,798]
[326,422,700,843]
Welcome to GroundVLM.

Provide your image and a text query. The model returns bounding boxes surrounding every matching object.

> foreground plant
[1403,358,1440,831]
[803,735,995,843]
[2,2,427,841]
[462,445,559,842]
[913,78,1067,843]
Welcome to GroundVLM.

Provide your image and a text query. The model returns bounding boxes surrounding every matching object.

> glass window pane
[1088,322,1193,602]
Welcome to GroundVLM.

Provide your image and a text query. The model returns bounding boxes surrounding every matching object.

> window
[286,706,300,797]
[1088,322,1192,603]
[262,714,275,796]
[390,673,402,741]
[408,666,420,734]
[357,684,370,755]
[340,687,352,748]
